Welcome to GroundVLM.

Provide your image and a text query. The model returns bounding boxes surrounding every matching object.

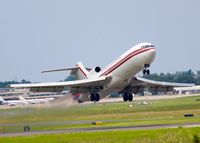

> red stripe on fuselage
[100,48,143,75]
[100,48,155,76]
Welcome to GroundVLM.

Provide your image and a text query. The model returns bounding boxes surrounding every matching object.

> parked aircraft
[0,96,28,106]
[11,42,194,103]
[0,96,54,106]
[18,96,54,104]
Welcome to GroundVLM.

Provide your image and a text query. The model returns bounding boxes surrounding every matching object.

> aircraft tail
[41,62,91,80]
[73,62,89,80]
[0,96,4,102]
[0,96,5,105]
[19,96,25,101]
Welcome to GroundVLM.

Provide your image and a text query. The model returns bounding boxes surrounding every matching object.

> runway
[1,122,200,137]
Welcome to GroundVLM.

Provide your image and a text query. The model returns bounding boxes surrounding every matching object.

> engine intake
[95,67,101,73]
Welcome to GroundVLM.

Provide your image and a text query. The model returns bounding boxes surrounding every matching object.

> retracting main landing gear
[123,93,133,102]
[90,93,100,102]
[143,64,150,75]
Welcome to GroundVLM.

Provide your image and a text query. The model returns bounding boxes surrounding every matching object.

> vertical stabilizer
[0,96,4,101]
[0,96,5,105]
[70,62,89,80]
[19,96,25,101]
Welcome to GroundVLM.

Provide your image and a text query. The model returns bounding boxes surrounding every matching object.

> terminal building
[174,86,200,95]
[0,87,68,100]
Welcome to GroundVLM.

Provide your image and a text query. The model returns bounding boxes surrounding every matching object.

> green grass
[1,127,200,143]
[0,95,200,133]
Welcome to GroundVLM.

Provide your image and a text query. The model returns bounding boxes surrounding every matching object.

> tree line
[143,69,200,85]
[0,79,31,88]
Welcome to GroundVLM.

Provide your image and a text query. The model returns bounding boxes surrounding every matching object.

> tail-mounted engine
[88,66,101,78]
[94,66,101,73]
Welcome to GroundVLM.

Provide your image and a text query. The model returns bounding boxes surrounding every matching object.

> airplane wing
[10,75,112,92]
[126,76,195,94]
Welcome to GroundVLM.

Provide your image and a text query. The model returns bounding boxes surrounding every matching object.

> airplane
[0,96,54,106]
[18,96,54,104]
[0,96,29,106]
[10,42,194,103]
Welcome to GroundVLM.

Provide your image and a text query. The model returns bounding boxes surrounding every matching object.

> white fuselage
[0,97,54,106]
[24,98,54,104]
[79,42,156,102]
[1,100,29,106]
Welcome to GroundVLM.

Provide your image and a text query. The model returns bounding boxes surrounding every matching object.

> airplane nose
[150,48,156,62]
[145,48,156,64]
[150,48,156,58]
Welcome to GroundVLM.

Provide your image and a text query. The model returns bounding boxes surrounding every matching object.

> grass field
[1,127,200,143]
[0,95,200,133]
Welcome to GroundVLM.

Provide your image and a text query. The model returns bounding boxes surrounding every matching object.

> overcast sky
[0,0,199,82]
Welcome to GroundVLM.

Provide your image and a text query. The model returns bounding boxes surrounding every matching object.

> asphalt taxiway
[1,122,200,137]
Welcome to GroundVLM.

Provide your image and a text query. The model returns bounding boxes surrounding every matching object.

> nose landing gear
[143,69,150,75]
[143,64,150,75]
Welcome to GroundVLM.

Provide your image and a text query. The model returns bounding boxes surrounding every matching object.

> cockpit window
[142,45,154,48]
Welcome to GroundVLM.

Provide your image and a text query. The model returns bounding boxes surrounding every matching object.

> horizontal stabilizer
[41,68,77,73]
[42,67,91,73]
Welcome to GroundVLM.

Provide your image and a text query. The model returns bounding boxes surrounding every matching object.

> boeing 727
[11,42,194,103]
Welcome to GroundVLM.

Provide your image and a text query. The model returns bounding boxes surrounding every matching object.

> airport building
[174,86,200,95]
[0,87,68,100]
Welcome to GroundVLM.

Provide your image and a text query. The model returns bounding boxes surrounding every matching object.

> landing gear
[143,69,150,75]
[123,93,133,102]
[90,93,100,102]
[143,64,150,75]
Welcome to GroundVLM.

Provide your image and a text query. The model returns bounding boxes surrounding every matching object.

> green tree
[144,69,198,85]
